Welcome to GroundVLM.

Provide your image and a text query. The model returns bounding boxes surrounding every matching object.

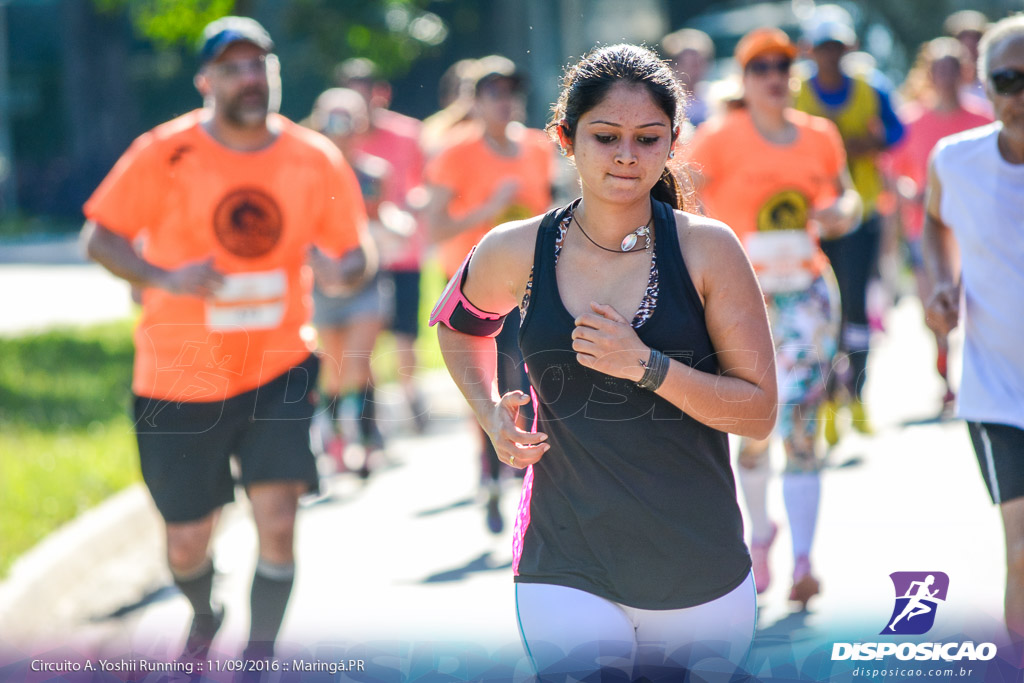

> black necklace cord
[571,212,652,253]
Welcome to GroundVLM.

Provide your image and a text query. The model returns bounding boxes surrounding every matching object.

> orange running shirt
[687,108,845,290]
[424,124,554,277]
[83,110,368,402]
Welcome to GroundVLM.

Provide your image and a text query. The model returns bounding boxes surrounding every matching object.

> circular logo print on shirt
[756,190,810,232]
[213,188,283,258]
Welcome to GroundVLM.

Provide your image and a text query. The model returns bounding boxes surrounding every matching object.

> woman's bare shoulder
[466,213,552,309]
[476,213,547,265]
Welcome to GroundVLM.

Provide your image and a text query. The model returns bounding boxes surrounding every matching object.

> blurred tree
[92,0,240,48]
[89,0,448,79]
[859,0,1019,60]
[285,0,448,80]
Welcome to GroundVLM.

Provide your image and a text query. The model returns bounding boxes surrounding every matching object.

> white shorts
[515,572,756,681]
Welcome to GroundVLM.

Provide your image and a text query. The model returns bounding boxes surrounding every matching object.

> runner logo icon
[882,571,949,635]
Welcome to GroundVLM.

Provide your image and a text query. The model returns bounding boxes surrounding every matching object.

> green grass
[0,214,81,240]
[371,262,447,380]
[0,265,449,579]
[0,321,139,578]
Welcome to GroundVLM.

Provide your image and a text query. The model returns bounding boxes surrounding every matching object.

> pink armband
[429,246,506,337]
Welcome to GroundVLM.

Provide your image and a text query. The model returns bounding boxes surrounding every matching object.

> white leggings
[515,573,756,682]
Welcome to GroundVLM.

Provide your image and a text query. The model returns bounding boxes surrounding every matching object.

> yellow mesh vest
[795,75,882,213]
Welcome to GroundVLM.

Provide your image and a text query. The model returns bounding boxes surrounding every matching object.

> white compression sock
[738,458,773,543]
[783,471,821,560]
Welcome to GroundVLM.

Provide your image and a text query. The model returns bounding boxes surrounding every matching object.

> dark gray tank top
[513,198,751,609]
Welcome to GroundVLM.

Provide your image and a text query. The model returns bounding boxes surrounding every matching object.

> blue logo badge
[882,572,949,635]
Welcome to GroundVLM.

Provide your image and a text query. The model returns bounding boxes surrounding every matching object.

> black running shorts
[386,269,421,338]
[968,421,1024,505]
[134,354,320,523]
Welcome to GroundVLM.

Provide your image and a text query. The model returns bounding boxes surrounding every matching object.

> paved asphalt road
[0,258,1012,682]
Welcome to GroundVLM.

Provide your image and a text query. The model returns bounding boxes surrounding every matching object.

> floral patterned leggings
[764,270,840,472]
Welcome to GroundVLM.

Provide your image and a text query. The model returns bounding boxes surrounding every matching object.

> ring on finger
[510,455,516,467]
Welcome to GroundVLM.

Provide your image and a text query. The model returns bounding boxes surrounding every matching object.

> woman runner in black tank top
[434,45,777,681]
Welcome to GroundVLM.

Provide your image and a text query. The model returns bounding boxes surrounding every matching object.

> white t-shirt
[934,122,1024,430]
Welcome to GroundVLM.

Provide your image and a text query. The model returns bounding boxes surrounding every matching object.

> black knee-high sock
[248,560,294,656]
[172,558,215,616]
[359,383,381,441]
[849,349,870,401]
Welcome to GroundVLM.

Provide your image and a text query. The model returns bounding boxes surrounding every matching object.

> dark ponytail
[652,168,682,210]
[655,164,700,213]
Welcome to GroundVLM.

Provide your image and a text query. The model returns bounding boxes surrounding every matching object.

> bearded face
[201,42,279,129]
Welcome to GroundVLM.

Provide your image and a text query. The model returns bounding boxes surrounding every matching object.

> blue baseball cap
[198,16,274,66]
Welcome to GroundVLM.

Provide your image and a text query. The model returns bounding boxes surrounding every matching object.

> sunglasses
[990,68,1024,96]
[208,54,272,79]
[746,58,792,76]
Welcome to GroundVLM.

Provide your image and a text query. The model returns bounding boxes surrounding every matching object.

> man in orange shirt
[81,16,373,666]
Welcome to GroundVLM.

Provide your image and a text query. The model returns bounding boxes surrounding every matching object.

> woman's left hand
[571,302,648,382]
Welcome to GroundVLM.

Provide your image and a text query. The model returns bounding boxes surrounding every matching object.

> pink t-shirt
[357,109,426,270]
[886,102,992,238]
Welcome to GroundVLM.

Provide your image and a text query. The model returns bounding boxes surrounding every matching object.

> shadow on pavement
[90,584,179,622]
[899,413,956,428]
[753,608,817,644]
[413,496,477,518]
[829,455,864,469]
[299,491,347,509]
[419,552,512,584]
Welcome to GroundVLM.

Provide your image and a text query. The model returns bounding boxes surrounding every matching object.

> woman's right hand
[481,390,549,469]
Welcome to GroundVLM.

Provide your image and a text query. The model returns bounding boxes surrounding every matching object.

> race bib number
[205,269,287,330]
[744,231,817,294]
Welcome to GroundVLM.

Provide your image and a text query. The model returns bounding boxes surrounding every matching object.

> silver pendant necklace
[572,212,652,253]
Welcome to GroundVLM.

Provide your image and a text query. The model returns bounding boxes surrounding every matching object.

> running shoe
[820,399,840,447]
[356,454,372,480]
[868,310,886,334]
[357,432,384,480]
[789,556,820,608]
[180,604,224,662]
[850,398,874,435]
[750,522,778,594]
